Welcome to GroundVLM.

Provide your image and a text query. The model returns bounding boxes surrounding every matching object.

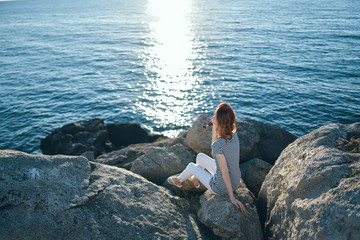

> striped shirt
[209,132,241,195]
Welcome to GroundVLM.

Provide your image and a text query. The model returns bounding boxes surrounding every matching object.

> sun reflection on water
[136,0,206,137]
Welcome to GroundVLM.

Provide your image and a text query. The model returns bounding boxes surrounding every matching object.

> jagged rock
[130,143,197,185]
[240,158,272,197]
[197,181,263,240]
[0,150,212,239]
[185,114,213,156]
[258,123,360,240]
[40,118,163,158]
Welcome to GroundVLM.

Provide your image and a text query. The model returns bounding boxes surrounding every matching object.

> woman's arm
[215,153,246,214]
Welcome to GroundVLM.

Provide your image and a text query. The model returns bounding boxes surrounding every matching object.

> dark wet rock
[106,123,162,148]
[40,118,163,158]
[81,151,95,161]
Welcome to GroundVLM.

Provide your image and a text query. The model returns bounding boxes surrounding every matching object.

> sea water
[0,0,359,154]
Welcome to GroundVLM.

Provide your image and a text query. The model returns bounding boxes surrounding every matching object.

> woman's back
[210,132,241,195]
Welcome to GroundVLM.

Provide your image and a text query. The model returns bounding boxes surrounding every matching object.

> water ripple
[0,0,359,154]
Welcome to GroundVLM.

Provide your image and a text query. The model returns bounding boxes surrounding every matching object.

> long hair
[215,102,236,139]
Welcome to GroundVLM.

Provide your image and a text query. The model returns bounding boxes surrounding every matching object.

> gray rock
[258,122,360,240]
[197,181,263,240]
[94,130,190,170]
[0,150,211,239]
[94,142,155,170]
[236,119,297,164]
[185,114,213,156]
[0,150,90,214]
[130,143,196,185]
[240,158,272,197]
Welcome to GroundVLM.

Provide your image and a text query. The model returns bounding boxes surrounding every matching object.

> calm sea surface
[1,0,359,154]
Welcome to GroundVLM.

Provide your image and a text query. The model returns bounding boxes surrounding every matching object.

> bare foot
[167,177,182,188]
[189,176,200,188]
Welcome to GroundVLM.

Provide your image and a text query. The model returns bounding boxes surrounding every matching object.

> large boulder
[185,114,213,156]
[0,150,212,239]
[197,181,263,240]
[240,158,272,197]
[236,119,296,164]
[40,118,163,158]
[258,123,360,240]
[130,143,197,185]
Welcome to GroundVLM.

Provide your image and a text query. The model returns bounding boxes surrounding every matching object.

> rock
[40,118,109,157]
[106,123,162,148]
[197,181,263,240]
[240,158,272,197]
[0,150,90,214]
[95,146,145,170]
[61,122,86,135]
[81,151,95,161]
[82,118,105,131]
[40,118,163,158]
[0,150,212,239]
[185,114,213,156]
[236,119,297,164]
[258,122,360,240]
[163,173,208,215]
[94,130,189,170]
[130,143,197,185]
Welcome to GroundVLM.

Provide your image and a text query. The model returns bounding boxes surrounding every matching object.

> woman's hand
[231,198,246,214]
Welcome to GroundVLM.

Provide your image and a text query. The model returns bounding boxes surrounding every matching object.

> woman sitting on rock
[167,102,246,213]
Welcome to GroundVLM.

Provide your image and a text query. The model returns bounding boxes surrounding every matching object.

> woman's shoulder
[212,133,238,146]
[212,136,225,145]
[232,132,238,141]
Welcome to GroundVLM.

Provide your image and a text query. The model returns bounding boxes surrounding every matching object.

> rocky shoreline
[1,115,359,239]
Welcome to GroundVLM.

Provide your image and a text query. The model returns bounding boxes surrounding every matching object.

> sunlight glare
[137,0,203,136]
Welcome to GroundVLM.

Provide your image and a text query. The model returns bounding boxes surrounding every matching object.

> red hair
[215,103,236,139]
